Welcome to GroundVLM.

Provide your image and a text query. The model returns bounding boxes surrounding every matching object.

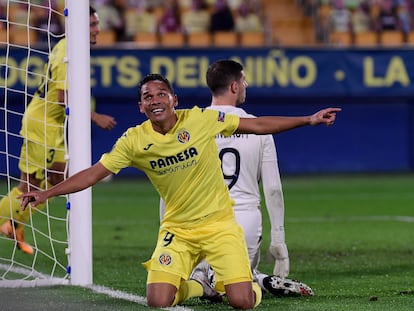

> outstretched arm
[236,107,341,134]
[19,162,112,209]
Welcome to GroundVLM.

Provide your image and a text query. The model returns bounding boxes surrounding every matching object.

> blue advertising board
[1,47,414,176]
[2,47,414,99]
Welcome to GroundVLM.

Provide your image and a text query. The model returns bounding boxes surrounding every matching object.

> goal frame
[0,1,92,287]
[66,0,93,286]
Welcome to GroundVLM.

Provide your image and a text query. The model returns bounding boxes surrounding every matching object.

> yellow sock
[172,279,203,306]
[0,186,46,227]
[18,180,48,222]
[0,187,23,225]
[15,201,47,226]
[252,282,262,308]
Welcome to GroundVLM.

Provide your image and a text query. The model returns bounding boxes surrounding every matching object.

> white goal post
[0,0,92,287]
[66,0,93,286]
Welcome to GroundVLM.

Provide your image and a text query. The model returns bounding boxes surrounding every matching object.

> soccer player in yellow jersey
[20,72,340,309]
[0,6,116,255]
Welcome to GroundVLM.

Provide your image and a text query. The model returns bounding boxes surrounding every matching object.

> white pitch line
[287,215,414,223]
[88,284,194,311]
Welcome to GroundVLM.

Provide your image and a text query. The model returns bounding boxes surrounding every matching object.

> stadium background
[1,3,414,309]
[2,46,413,177]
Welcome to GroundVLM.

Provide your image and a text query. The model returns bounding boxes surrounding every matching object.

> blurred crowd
[300,0,414,44]
[91,0,265,42]
[1,0,413,46]
[0,0,265,45]
[0,0,65,45]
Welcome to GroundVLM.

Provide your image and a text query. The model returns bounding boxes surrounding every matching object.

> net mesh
[0,0,69,286]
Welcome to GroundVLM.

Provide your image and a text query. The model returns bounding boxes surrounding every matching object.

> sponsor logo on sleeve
[218,111,225,122]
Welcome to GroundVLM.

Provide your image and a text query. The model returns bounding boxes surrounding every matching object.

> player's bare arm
[236,107,341,134]
[19,162,112,209]
[91,111,117,130]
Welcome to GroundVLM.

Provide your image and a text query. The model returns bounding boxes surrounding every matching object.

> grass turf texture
[1,174,413,310]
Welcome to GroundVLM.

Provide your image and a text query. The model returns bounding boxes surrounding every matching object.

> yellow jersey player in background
[20,71,340,309]
[0,6,116,254]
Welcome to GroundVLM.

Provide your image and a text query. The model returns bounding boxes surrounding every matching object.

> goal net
[0,0,92,287]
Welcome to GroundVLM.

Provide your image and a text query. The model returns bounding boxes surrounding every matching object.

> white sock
[252,269,267,290]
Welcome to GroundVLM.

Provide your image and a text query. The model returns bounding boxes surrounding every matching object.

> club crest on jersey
[218,111,225,122]
[177,129,190,144]
[158,253,172,266]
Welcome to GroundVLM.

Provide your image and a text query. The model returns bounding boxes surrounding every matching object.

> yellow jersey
[100,107,240,228]
[20,38,67,145]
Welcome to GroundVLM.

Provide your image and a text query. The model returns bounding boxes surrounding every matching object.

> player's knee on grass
[146,270,181,307]
[225,281,258,309]
[146,282,177,307]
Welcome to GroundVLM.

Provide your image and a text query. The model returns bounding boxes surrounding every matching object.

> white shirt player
[208,105,289,278]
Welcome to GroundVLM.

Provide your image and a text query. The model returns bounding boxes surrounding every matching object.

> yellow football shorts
[18,136,66,180]
[143,211,252,288]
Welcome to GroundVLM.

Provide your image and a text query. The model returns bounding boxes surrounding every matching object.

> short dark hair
[90,6,96,16]
[206,59,244,96]
[138,74,174,99]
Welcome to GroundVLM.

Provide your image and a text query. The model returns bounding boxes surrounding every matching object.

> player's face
[138,80,178,128]
[236,71,248,105]
[90,13,100,45]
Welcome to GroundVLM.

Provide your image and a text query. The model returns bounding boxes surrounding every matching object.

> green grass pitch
[1,173,413,310]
